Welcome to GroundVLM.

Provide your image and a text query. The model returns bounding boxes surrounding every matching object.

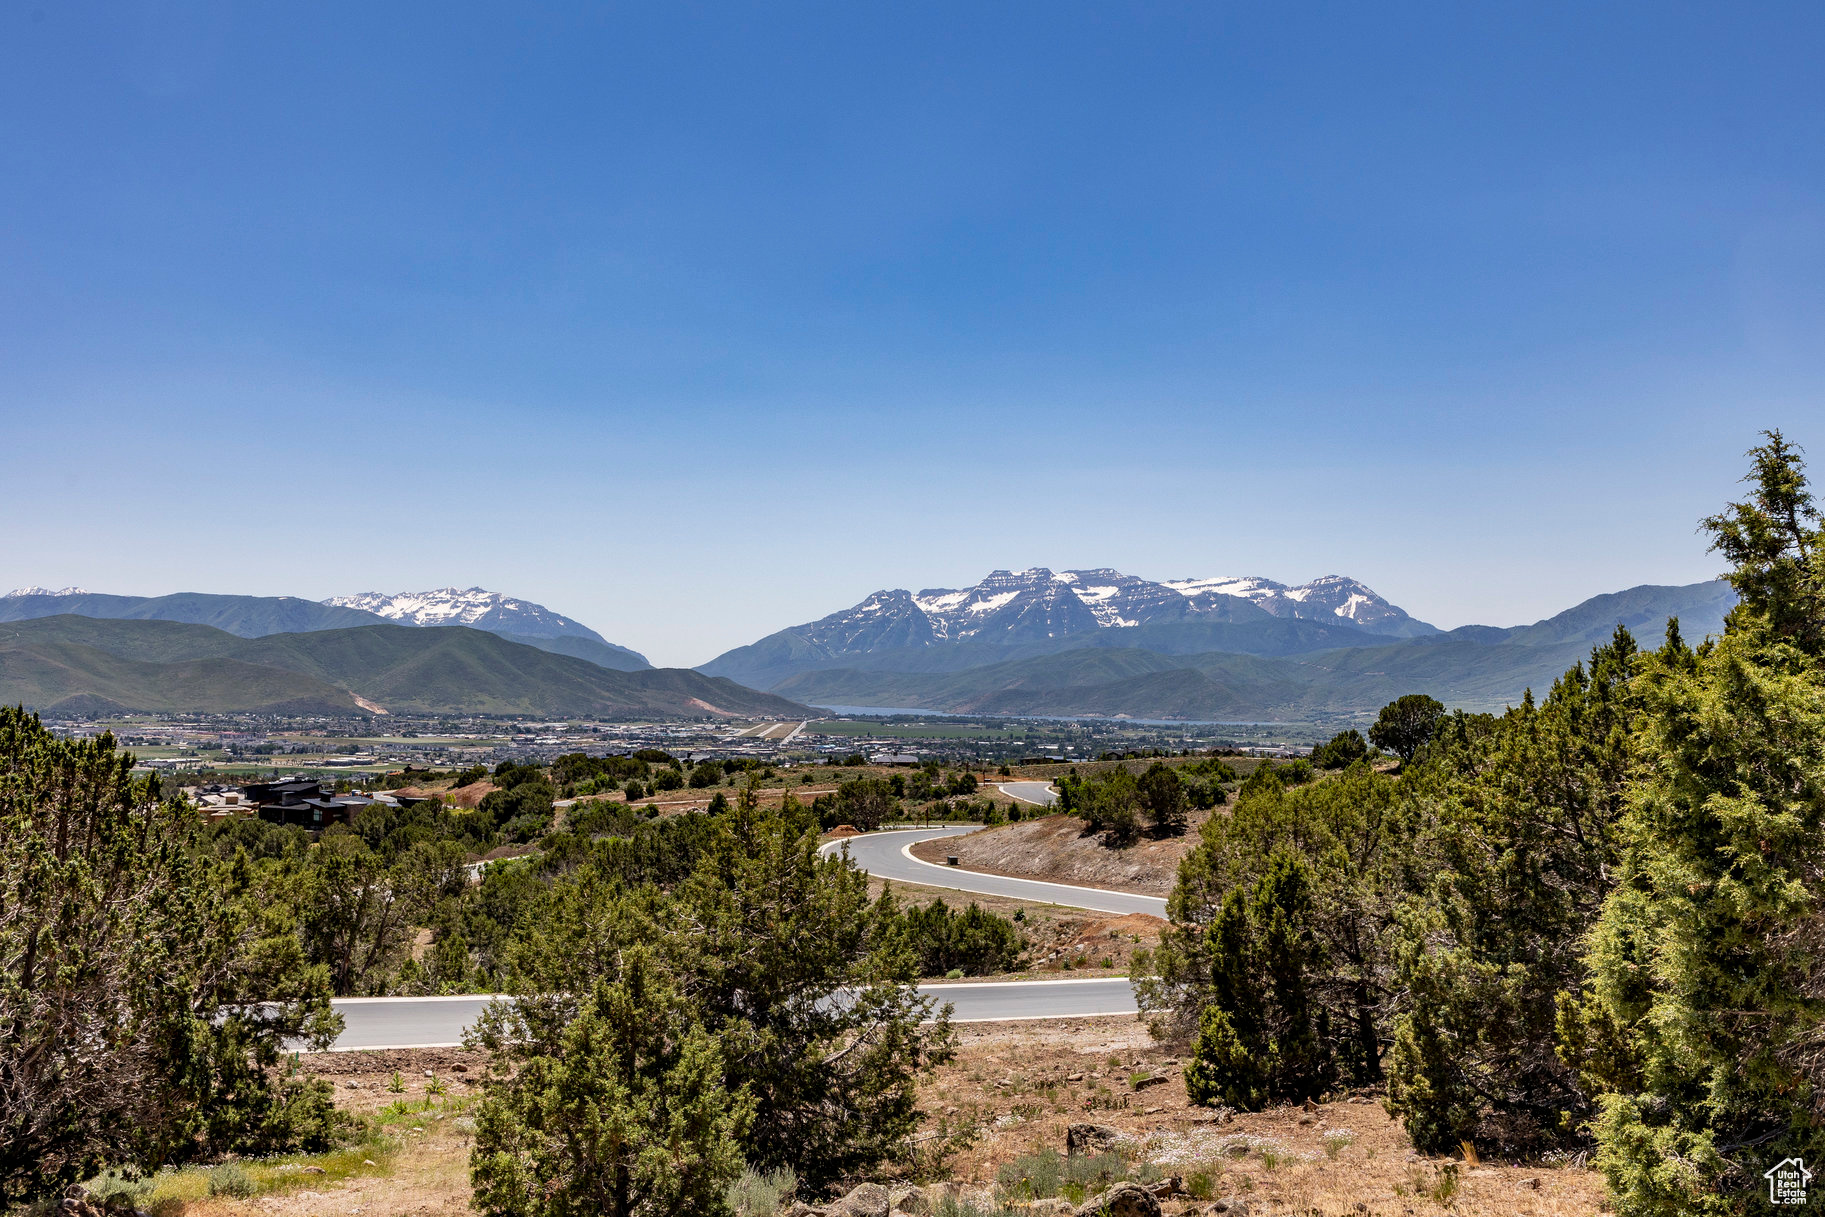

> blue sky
[3,3,1822,666]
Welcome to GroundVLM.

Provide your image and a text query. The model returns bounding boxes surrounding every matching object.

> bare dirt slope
[910,812,1203,896]
[929,1016,1606,1216]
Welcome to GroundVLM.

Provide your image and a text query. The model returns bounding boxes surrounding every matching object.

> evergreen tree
[0,709,339,1203]
[1137,761,1189,835]
[1385,631,1643,1156]
[1311,729,1370,769]
[1182,856,1337,1108]
[1570,433,1825,1214]
[472,787,952,1189]
[471,950,751,1217]
[1141,764,1405,1093]
[1370,694,1447,766]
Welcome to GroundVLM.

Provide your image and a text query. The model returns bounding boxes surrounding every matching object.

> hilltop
[0,586,650,671]
[0,616,804,719]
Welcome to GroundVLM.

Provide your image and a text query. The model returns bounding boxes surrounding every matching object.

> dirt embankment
[909,812,1203,896]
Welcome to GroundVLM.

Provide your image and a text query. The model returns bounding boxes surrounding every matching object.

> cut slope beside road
[822,826,1168,918]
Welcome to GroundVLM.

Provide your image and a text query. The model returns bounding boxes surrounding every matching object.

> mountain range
[0,615,805,719]
[701,569,1738,721]
[0,586,649,671]
[1,571,1742,723]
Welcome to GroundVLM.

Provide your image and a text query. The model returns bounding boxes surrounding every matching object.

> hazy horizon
[4,5,1819,665]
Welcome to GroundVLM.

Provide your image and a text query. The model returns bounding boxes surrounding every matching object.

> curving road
[998,780,1059,806]
[319,823,1163,1050]
[823,826,1168,918]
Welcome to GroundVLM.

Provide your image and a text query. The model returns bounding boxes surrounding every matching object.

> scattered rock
[1072,1181,1161,1217]
[783,1204,822,1217]
[1067,1072,1085,1082]
[346,1080,362,1088]
[302,1165,326,1175]
[826,1181,890,1217]
[1521,1177,1543,1191]
[1131,1074,1167,1091]
[1209,1198,1251,1216]
[889,1184,926,1214]
[1297,1114,1316,1125]
[1066,1122,1123,1155]
[424,1069,437,1078]
[451,1063,468,1073]
[1143,1176,1184,1199]
[1142,1106,1163,1116]
[1192,1105,1235,1125]
[1024,1200,1075,1217]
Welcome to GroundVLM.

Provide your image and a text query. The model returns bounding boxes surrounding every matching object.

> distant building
[867,752,921,766]
[241,777,377,828]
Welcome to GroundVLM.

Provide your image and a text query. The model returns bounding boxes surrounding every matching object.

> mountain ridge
[0,587,650,670]
[0,616,802,719]
[725,579,1737,721]
[701,567,1434,689]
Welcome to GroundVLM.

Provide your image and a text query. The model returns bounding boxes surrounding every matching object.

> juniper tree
[1370,694,1447,766]
[471,950,751,1217]
[0,709,339,1203]
[1566,432,1825,1214]
[1182,855,1338,1108]
[1385,631,1644,1156]
[472,786,952,1189]
[1140,764,1408,1093]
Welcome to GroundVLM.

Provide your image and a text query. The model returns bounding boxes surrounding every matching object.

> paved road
[324,978,1136,1049]
[824,827,1169,918]
[998,780,1059,806]
[321,823,1167,1052]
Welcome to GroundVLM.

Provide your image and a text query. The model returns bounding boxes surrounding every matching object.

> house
[242,777,378,829]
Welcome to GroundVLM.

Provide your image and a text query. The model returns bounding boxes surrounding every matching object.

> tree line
[1141,431,1825,1216]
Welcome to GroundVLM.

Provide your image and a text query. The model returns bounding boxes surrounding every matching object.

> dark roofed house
[243,778,377,828]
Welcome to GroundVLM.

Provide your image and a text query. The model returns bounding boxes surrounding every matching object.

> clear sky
[3,3,1822,667]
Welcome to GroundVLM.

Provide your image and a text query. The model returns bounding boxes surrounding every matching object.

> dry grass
[912,1017,1606,1217]
[181,1022,1602,1217]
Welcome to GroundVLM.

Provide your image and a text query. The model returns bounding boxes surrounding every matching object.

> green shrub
[208,1163,257,1198]
[84,1168,151,1207]
[997,1148,1064,1198]
[726,1165,797,1215]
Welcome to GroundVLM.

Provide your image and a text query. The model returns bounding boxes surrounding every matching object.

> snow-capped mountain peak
[796,568,1434,653]
[321,587,610,644]
[4,586,91,598]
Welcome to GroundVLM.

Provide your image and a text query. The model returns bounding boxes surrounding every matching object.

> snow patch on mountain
[807,568,1436,651]
[322,587,610,643]
[5,586,90,598]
